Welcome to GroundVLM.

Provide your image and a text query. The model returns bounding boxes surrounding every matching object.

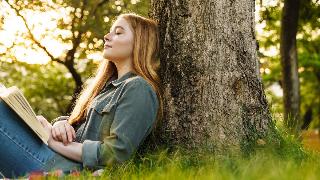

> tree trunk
[301,106,312,130]
[150,0,274,153]
[280,0,300,133]
[64,31,84,114]
[65,63,83,114]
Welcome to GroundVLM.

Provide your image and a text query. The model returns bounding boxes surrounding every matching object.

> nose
[104,33,111,42]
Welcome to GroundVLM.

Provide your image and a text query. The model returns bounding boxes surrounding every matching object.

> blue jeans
[0,99,56,178]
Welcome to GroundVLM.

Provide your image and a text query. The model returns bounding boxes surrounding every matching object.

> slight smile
[104,44,112,49]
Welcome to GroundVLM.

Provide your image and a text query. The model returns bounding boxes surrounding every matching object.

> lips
[104,44,112,49]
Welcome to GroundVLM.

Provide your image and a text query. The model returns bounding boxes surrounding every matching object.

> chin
[103,55,116,62]
[103,51,112,60]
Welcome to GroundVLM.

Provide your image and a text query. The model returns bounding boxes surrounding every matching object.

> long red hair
[68,13,163,127]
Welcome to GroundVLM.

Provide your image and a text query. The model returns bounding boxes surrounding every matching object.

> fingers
[37,115,50,128]
[71,125,76,139]
[65,123,74,143]
[37,115,45,124]
[67,123,76,142]
[51,127,57,140]
[52,120,75,145]
[53,125,61,141]
[53,123,64,142]
[58,125,68,145]
[38,117,45,127]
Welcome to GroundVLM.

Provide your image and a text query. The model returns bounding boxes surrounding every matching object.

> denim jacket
[44,71,159,171]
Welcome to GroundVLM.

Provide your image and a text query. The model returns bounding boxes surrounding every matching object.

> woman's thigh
[0,99,56,178]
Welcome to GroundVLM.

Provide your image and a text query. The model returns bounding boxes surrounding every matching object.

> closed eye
[109,25,125,35]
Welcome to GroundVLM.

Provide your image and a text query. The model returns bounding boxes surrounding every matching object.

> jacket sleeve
[51,116,69,125]
[81,79,159,168]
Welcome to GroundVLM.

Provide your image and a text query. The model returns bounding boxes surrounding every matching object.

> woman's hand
[37,116,82,162]
[51,117,76,145]
[36,115,54,145]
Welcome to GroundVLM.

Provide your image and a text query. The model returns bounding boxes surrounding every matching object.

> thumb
[37,115,48,127]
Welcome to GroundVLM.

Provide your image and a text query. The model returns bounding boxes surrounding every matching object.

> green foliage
[0,0,150,118]
[44,128,320,179]
[257,0,320,128]
[52,0,150,60]
[0,60,80,120]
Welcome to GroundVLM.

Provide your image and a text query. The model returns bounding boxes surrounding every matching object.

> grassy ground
[56,129,320,180]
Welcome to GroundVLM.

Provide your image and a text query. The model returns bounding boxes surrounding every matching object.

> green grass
[56,129,320,180]
[99,150,320,180]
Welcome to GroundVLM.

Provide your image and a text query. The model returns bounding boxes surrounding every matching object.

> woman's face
[103,17,134,62]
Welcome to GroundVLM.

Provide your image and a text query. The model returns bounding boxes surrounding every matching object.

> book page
[0,86,49,144]
[12,91,35,118]
[0,83,6,92]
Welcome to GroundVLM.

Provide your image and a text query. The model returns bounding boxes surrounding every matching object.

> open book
[0,84,49,145]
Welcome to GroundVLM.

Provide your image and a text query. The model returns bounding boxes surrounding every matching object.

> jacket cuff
[82,140,101,168]
[51,116,69,125]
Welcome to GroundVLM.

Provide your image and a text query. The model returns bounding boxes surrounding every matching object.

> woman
[0,13,162,178]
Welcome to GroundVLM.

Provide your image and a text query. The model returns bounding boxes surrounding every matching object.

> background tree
[257,0,320,130]
[0,0,149,118]
[150,0,274,152]
[0,60,75,119]
[2,0,148,112]
[280,0,300,134]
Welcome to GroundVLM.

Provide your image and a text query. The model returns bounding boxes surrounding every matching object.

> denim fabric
[47,71,159,171]
[31,72,158,171]
[81,72,158,169]
[0,99,55,178]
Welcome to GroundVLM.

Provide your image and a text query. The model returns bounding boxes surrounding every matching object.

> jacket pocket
[102,103,116,113]
[93,102,115,139]
[93,101,115,115]
[86,102,115,140]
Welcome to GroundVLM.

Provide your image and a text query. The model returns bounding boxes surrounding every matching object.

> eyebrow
[110,26,125,32]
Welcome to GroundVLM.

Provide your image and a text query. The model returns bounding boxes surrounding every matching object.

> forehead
[110,17,131,31]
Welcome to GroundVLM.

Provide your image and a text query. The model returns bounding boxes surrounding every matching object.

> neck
[113,58,134,79]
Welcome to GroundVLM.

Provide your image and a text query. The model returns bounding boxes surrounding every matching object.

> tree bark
[150,0,274,153]
[64,31,84,114]
[301,106,312,130]
[65,62,83,114]
[280,0,300,133]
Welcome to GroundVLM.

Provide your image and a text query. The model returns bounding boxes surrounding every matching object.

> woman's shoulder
[122,75,158,102]
[124,75,154,92]
[111,75,158,109]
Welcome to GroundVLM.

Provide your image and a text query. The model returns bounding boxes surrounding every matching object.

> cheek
[114,38,134,54]
[104,37,134,60]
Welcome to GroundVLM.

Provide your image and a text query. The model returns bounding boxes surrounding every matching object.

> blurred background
[0,0,319,131]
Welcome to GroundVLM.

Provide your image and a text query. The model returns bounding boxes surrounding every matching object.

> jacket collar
[111,71,137,87]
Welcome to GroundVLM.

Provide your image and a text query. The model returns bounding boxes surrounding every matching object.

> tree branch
[3,0,64,64]
[67,0,88,65]
[92,0,110,15]
[0,42,18,60]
